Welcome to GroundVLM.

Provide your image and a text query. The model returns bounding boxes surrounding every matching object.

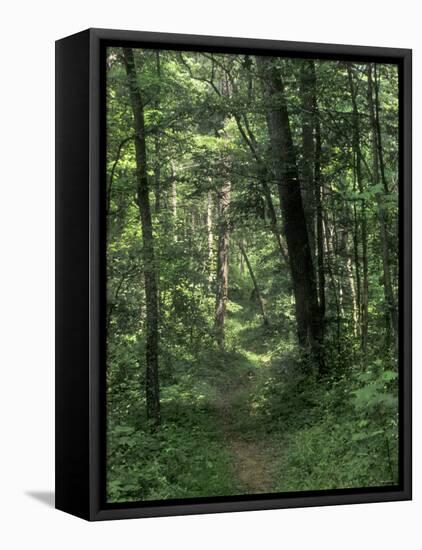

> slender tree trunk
[314,90,326,324]
[259,168,289,264]
[351,160,362,338]
[153,51,161,213]
[238,240,269,326]
[207,190,214,289]
[352,208,362,326]
[123,48,160,425]
[257,56,324,373]
[214,75,232,348]
[215,179,231,347]
[239,245,244,274]
[324,210,341,344]
[344,201,360,337]
[171,170,178,243]
[347,64,369,356]
[347,255,359,337]
[299,60,317,261]
[373,66,390,195]
[367,64,398,352]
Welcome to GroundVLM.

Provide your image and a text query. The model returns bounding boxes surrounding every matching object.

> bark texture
[367,64,398,352]
[347,64,369,355]
[215,179,231,347]
[123,48,161,425]
[257,56,324,372]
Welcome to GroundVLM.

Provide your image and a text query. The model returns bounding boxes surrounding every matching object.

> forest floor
[210,300,282,494]
[108,295,399,503]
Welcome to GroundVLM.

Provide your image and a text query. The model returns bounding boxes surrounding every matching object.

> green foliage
[262,361,399,491]
[105,47,399,502]
[107,376,237,502]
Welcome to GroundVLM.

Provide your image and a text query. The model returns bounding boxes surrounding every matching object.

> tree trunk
[324,210,342,344]
[259,168,289,264]
[215,179,231,347]
[299,59,325,325]
[315,118,326,323]
[123,48,160,425]
[207,190,214,289]
[238,240,269,326]
[257,56,324,373]
[367,63,398,352]
[353,198,362,338]
[171,170,178,243]
[347,64,369,356]
[344,202,360,337]
[214,75,232,348]
[153,51,161,213]
[347,254,359,337]
[299,60,317,261]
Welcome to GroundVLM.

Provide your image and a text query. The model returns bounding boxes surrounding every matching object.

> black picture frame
[55,28,412,521]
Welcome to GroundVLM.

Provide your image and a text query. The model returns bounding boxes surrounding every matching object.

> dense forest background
[106,47,399,503]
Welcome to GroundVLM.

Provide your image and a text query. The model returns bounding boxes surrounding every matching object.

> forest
[106,46,399,503]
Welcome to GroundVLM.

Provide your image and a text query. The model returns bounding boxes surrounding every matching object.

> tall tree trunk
[214,75,232,348]
[299,61,317,261]
[373,65,390,195]
[153,51,161,213]
[347,254,359,337]
[257,56,324,373]
[347,64,369,356]
[344,202,360,337]
[123,48,160,425]
[171,167,178,243]
[215,179,231,348]
[351,162,362,338]
[367,63,398,352]
[313,74,326,324]
[299,59,325,325]
[324,210,342,344]
[238,240,269,326]
[207,190,214,289]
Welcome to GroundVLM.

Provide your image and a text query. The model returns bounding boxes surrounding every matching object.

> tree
[214,75,233,348]
[257,56,324,372]
[123,48,160,425]
[215,175,231,347]
[238,240,269,326]
[347,63,369,355]
[299,60,326,324]
[367,63,398,352]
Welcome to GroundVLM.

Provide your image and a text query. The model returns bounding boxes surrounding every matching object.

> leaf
[114,425,136,435]
[382,371,397,382]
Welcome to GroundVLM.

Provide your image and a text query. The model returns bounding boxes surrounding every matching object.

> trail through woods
[106,52,400,503]
[211,302,281,494]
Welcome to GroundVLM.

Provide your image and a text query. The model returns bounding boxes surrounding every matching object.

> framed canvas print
[55,28,412,521]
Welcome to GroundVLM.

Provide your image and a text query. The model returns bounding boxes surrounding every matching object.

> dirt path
[228,438,275,493]
[213,371,277,494]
